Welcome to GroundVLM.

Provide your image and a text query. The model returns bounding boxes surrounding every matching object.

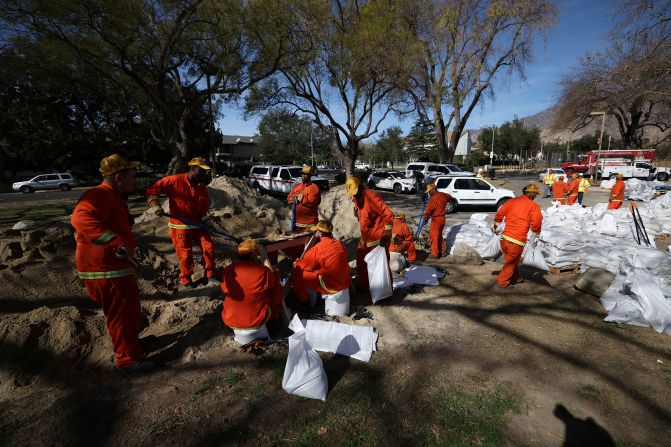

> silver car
[12,173,79,193]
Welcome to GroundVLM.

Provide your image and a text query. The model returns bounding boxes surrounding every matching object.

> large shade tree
[0,0,299,173]
[401,0,556,162]
[246,0,417,175]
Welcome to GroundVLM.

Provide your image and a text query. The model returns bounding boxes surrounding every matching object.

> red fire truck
[561,149,655,174]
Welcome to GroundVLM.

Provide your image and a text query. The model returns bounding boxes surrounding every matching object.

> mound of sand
[318,185,360,241]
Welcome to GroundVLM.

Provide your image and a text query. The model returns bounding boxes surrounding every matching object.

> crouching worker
[389,211,417,272]
[290,220,351,315]
[220,240,282,344]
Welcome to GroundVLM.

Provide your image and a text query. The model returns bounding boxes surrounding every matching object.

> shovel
[163,213,242,243]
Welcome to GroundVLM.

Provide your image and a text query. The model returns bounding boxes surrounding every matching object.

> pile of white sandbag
[599,178,669,202]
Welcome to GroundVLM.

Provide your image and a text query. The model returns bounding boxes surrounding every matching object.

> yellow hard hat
[99,154,139,177]
[301,165,314,175]
[187,157,211,170]
[524,183,541,194]
[616,173,624,179]
[237,239,259,255]
[395,211,406,219]
[425,182,436,193]
[310,220,333,233]
[345,177,361,196]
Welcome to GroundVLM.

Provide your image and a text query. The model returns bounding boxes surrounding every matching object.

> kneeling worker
[389,211,417,265]
[220,240,282,344]
[290,220,351,311]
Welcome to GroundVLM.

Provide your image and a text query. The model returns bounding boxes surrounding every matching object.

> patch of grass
[225,369,245,386]
[428,381,529,446]
[194,377,218,396]
[578,383,601,399]
[257,353,287,376]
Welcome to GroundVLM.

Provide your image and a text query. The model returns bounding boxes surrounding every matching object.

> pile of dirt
[318,185,360,241]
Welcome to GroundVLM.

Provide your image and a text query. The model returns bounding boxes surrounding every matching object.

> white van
[405,162,474,181]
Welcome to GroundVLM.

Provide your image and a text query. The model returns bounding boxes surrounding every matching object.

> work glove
[153,206,165,217]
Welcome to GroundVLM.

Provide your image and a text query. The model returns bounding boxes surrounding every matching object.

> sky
[215,0,620,140]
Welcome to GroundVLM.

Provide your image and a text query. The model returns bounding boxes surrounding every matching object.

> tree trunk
[344,138,359,177]
[433,112,448,163]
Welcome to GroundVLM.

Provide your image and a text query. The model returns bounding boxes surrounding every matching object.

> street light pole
[490,126,495,166]
[310,125,315,168]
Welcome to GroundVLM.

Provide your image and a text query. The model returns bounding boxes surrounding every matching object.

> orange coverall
[494,195,543,287]
[71,182,142,369]
[423,191,452,257]
[290,237,351,302]
[551,181,569,204]
[146,173,215,284]
[287,181,321,230]
[220,260,282,329]
[353,187,394,292]
[608,180,625,209]
[566,178,580,205]
[389,218,417,263]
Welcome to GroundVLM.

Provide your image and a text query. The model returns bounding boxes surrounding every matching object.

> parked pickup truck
[247,165,330,194]
[599,161,671,181]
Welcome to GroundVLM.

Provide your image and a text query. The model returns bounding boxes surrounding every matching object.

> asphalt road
[0,188,90,204]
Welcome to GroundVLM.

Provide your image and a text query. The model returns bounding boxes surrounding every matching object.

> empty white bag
[364,245,393,303]
[282,318,328,401]
[521,241,549,271]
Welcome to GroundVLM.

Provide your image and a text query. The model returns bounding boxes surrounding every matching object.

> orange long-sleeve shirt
[390,218,413,253]
[567,178,580,197]
[494,195,543,246]
[423,191,452,221]
[353,187,394,247]
[71,182,136,279]
[287,181,321,228]
[295,237,351,293]
[610,180,625,203]
[146,173,209,229]
[551,181,569,201]
[220,260,281,329]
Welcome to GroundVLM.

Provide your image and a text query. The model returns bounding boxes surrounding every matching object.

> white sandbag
[389,251,406,273]
[481,233,501,259]
[597,214,618,236]
[232,325,269,345]
[521,241,549,271]
[323,288,350,316]
[364,245,393,303]
[290,315,378,362]
[393,265,446,288]
[282,317,328,401]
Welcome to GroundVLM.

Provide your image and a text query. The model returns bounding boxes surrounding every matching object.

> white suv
[248,165,330,194]
[12,173,79,193]
[434,175,515,213]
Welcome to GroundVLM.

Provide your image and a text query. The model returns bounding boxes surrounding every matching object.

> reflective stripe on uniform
[295,222,313,228]
[319,275,339,294]
[94,230,116,246]
[611,199,623,202]
[360,238,381,248]
[78,269,135,280]
[168,222,202,230]
[501,234,526,247]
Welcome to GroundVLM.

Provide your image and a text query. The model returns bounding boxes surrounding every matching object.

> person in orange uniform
[220,239,282,342]
[146,157,215,288]
[566,172,580,205]
[345,177,394,293]
[287,165,321,232]
[494,183,543,288]
[423,182,452,258]
[290,220,351,303]
[551,175,569,204]
[608,173,625,209]
[71,154,154,373]
[389,211,417,264]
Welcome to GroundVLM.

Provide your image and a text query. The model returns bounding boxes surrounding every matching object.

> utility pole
[589,111,606,180]
[490,126,495,166]
[310,125,315,168]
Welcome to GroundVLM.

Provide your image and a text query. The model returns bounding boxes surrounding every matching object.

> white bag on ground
[291,315,378,362]
[323,288,350,316]
[282,317,328,401]
[521,240,549,271]
[364,245,393,303]
[389,251,406,273]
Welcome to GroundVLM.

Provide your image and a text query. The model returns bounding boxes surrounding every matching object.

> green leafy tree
[374,126,405,169]
[404,118,438,161]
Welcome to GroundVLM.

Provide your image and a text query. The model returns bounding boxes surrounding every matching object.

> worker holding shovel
[287,165,321,232]
[146,157,216,289]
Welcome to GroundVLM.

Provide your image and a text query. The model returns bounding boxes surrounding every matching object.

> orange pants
[567,194,578,205]
[552,197,566,205]
[84,276,142,368]
[169,228,215,284]
[390,241,417,264]
[608,201,623,210]
[356,243,391,293]
[498,239,525,288]
[429,216,446,257]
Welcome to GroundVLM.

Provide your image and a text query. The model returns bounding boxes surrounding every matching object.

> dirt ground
[1,179,670,446]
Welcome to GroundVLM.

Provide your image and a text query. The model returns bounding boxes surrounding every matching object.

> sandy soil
[1,178,670,446]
